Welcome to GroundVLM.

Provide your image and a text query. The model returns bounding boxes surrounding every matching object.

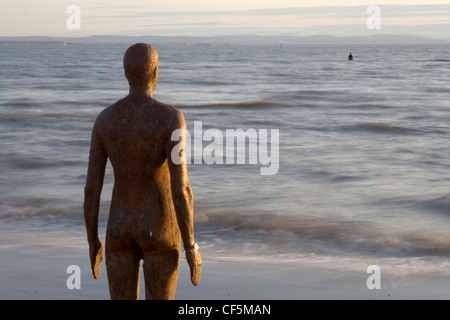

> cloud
[114,4,450,37]
[1,2,449,38]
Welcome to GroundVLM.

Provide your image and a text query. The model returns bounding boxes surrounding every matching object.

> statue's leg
[105,230,142,300]
[142,247,180,300]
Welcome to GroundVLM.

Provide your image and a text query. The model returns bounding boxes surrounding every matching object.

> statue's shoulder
[92,99,125,132]
[97,99,124,118]
[153,99,186,128]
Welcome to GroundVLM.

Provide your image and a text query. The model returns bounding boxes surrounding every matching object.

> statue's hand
[186,247,202,286]
[88,239,103,279]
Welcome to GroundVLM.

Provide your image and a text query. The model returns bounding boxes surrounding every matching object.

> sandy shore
[2,236,450,300]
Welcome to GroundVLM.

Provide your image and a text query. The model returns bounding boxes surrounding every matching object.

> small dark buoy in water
[348,52,353,60]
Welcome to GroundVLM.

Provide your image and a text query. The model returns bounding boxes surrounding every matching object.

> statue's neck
[128,85,153,97]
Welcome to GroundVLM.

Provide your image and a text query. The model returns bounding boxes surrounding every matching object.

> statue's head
[123,43,159,89]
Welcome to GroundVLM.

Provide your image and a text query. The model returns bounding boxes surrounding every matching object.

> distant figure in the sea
[348,53,353,60]
[84,43,202,300]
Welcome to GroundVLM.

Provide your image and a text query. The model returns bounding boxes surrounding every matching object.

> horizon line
[1,33,448,40]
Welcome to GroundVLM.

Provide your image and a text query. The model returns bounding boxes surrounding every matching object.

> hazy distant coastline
[0,34,448,46]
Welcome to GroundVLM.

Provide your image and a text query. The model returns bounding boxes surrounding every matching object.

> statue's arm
[84,120,107,279]
[166,111,201,285]
[166,113,195,249]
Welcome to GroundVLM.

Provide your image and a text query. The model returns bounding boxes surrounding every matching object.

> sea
[1,43,450,294]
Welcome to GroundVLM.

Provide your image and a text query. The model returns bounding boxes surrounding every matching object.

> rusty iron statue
[84,43,202,300]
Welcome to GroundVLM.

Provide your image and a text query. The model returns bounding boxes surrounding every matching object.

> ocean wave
[276,90,347,101]
[52,99,116,106]
[190,80,235,86]
[358,122,418,133]
[173,99,285,108]
[3,198,450,258]
[351,122,448,135]
[348,103,396,109]
[92,99,116,105]
[337,122,439,135]
[386,193,450,217]
[194,210,450,257]
[7,155,85,170]
[0,198,111,228]
[0,199,80,225]
[26,109,94,119]
[425,59,450,63]
[1,100,42,107]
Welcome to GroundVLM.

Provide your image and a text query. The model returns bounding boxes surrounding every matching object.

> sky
[1,0,450,39]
